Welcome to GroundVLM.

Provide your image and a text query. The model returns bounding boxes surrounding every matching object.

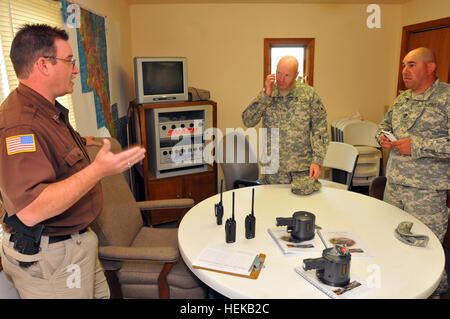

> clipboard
[193,253,266,279]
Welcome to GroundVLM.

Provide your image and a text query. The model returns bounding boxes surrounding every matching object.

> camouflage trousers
[263,171,321,195]
[384,180,449,295]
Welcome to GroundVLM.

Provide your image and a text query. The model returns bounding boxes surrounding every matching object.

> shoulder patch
[6,134,36,155]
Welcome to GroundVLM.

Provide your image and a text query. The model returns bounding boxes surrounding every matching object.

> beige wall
[64,0,447,186]
[69,0,448,137]
[401,0,450,26]
[129,3,403,134]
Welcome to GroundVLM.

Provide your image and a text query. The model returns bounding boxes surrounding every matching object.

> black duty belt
[10,228,88,245]
[48,228,88,244]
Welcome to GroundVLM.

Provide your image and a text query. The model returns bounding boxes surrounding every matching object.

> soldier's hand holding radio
[379,131,411,155]
[264,74,276,97]
[378,133,394,148]
[392,138,412,155]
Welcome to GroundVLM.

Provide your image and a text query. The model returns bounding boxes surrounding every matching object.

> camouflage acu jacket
[376,78,449,190]
[242,81,329,172]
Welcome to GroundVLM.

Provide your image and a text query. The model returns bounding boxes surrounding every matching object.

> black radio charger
[214,180,224,225]
[225,192,236,243]
[245,188,256,239]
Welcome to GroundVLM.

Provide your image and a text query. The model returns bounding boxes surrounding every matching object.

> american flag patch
[6,134,36,155]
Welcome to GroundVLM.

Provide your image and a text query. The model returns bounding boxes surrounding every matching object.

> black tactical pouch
[3,213,44,268]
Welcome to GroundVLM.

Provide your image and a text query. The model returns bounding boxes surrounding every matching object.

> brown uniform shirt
[0,83,102,236]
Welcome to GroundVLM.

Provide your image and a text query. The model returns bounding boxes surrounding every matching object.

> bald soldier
[242,56,329,195]
[376,47,449,297]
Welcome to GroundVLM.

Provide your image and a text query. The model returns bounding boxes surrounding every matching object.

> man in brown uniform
[0,24,146,298]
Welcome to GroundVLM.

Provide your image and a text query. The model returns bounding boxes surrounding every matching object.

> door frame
[397,17,450,94]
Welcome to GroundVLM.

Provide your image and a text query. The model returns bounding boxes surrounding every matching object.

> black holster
[3,213,44,268]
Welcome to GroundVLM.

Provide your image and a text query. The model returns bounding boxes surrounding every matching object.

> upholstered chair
[87,138,206,299]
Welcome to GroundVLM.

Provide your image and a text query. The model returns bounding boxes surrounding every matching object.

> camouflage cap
[291,175,321,195]
[394,221,429,247]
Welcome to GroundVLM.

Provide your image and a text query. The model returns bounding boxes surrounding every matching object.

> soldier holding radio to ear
[242,56,329,195]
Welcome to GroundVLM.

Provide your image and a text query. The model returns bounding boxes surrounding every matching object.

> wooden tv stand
[129,100,218,225]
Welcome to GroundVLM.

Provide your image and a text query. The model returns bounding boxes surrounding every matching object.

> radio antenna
[232,192,235,221]
[251,188,254,216]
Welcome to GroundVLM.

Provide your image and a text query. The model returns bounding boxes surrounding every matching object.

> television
[134,57,188,104]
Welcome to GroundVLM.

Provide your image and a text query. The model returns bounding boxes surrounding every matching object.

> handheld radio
[214,180,224,225]
[245,188,256,239]
[225,192,236,243]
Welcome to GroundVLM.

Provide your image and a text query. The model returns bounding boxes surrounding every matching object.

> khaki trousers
[1,229,110,299]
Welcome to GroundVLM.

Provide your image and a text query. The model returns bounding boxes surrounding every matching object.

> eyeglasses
[43,56,76,68]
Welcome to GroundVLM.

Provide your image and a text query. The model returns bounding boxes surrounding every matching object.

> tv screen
[143,62,184,95]
[134,57,188,104]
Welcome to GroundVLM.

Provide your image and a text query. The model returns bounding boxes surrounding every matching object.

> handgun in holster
[3,213,44,268]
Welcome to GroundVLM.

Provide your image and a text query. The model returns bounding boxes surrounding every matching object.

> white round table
[178,184,445,299]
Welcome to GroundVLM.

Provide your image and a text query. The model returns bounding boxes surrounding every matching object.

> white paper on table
[193,243,258,276]
[294,266,372,299]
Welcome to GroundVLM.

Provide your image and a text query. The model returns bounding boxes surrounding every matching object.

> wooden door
[146,176,185,225]
[147,175,184,200]
[397,17,450,93]
[184,171,216,204]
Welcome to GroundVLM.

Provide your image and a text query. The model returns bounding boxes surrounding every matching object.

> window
[271,46,305,82]
[0,0,77,129]
[264,38,315,87]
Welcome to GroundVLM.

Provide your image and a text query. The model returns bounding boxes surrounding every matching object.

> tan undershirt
[279,89,291,97]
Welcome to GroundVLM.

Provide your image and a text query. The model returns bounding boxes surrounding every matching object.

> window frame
[263,38,315,87]
[0,0,77,129]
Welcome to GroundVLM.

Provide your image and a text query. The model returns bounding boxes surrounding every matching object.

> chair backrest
[342,120,379,147]
[86,138,143,247]
[218,132,259,191]
[369,176,387,200]
[322,142,359,187]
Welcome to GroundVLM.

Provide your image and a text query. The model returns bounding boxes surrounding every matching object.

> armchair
[86,138,206,299]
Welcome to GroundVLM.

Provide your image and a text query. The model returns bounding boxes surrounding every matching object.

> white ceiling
[127,0,411,4]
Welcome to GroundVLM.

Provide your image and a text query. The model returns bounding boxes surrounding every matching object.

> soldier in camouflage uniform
[376,47,449,296]
[242,56,329,195]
